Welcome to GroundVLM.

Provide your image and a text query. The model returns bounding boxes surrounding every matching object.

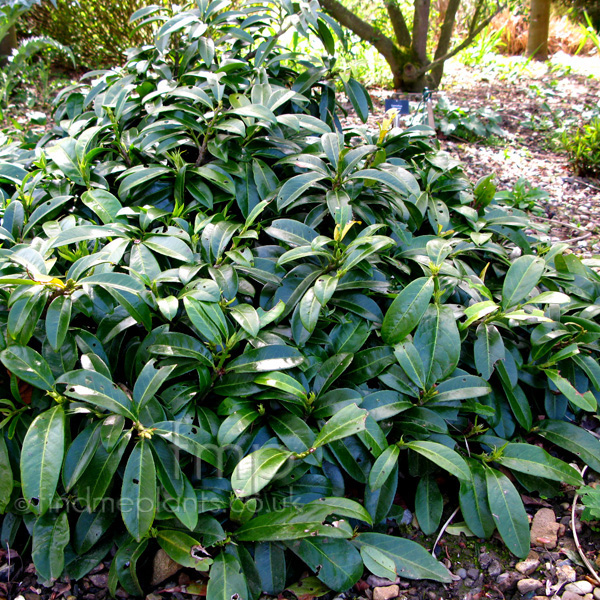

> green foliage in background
[561,117,600,177]
[434,95,506,141]
[0,0,600,597]
[25,0,155,68]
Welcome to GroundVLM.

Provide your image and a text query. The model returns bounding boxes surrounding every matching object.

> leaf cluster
[0,1,599,597]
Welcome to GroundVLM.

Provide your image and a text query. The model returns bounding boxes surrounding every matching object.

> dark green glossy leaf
[485,468,530,558]
[21,405,65,516]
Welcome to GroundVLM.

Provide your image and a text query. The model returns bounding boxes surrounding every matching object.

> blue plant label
[384,98,409,114]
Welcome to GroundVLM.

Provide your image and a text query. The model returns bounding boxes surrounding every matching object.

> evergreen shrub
[1,1,600,597]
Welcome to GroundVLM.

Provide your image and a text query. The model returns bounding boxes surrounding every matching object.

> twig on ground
[431,506,460,557]
[566,231,593,244]
[533,216,591,232]
[572,465,600,585]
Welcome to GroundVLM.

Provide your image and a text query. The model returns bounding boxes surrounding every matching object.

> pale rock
[556,563,577,584]
[565,582,594,595]
[516,551,541,575]
[531,508,561,549]
[562,592,586,600]
[584,594,594,600]
[151,549,181,585]
[594,588,600,600]
[373,585,400,600]
[564,582,594,595]
[518,579,544,594]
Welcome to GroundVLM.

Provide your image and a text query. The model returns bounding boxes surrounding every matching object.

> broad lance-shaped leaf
[486,468,530,558]
[122,440,156,541]
[353,533,452,582]
[497,443,583,487]
[405,441,469,481]
[381,277,434,345]
[459,459,495,539]
[474,323,505,380]
[369,444,400,491]
[0,345,55,391]
[501,254,545,309]
[225,345,304,373]
[415,475,443,535]
[57,370,136,420]
[152,421,218,467]
[413,304,460,387]
[132,359,176,411]
[0,435,13,513]
[21,405,65,515]
[360,545,397,581]
[313,403,367,448]
[545,369,597,412]
[232,447,292,497]
[32,511,70,583]
[234,505,354,542]
[206,552,248,600]
[536,419,600,473]
[287,537,363,592]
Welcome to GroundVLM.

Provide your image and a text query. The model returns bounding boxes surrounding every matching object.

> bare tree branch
[384,0,411,48]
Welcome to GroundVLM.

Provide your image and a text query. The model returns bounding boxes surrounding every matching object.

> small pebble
[517,578,543,594]
[457,568,467,579]
[488,559,502,578]
[584,594,595,600]
[479,552,492,569]
[565,582,594,595]
[496,572,520,592]
[563,592,586,600]
[373,585,400,600]
[594,588,600,600]
[467,568,479,579]
[516,551,541,576]
[464,578,475,587]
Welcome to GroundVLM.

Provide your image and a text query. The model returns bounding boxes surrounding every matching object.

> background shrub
[24,0,155,68]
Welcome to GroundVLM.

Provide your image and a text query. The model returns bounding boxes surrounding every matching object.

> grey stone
[367,575,398,587]
[563,592,586,600]
[565,582,594,595]
[467,568,480,579]
[89,574,109,588]
[496,572,520,592]
[457,568,467,579]
[488,559,502,578]
[593,588,600,600]
[518,579,543,594]
[479,552,492,569]
[464,578,475,588]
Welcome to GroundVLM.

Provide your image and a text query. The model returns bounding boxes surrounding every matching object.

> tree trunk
[430,0,461,86]
[527,0,550,60]
[0,25,17,61]
[412,0,431,65]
